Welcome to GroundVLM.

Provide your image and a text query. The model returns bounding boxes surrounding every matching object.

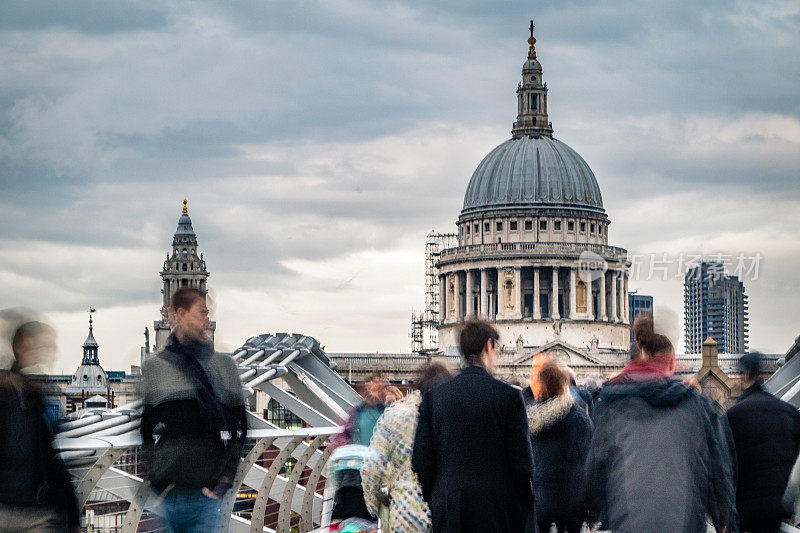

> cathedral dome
[461,135,604,216]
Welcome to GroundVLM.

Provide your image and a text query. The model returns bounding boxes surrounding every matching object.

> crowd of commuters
[5,297,800,532]
[355,316,800,533]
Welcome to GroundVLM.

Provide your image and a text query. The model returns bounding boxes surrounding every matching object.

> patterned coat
[361,391,431,532]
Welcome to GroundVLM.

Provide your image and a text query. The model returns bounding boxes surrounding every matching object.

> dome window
[568,221,575,232]
[525,220,533,231]
[580,222,586,232]
[496,221,502,231]
[554,220,562,231]
[182,263,188,271]
[484,222,490,233]
[182,249,188,255]
[97,375,102,382]
[83,375,88,381]
[510,221,518,231]
[539,220,547,231]
[474,223,479,234]
[591,223,596,233]
[465,225,470,235]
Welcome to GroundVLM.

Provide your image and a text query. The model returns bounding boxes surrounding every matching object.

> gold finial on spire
[527,20,537,59]
[182,198,188,215]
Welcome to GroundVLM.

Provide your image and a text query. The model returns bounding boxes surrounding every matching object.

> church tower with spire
[152,199,214,352]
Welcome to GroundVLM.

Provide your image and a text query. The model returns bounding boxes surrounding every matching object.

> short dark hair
[170,287,205,313]
[739,352,762,379]
[458,320,499,365]
[11,321,54,355]
[416,362,452,394]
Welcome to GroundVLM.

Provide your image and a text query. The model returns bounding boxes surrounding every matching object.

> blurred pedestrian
[361,363,453,532]
[0,316,79,533]
[586,315,736,532]
[385,386,403,405]
[330,374,388,525]
[140,288,247,532]
[728,353,800,533]
[412,320,534,533]
[527,359,592,533]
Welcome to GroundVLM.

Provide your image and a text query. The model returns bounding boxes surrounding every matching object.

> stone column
[533,267,541,319]
[514,266,523,319]
[480,269,488,317]
[587,277,594,319]
[551,266,560,319]
[618,272,625,323]
[622,273,629,324]
[599,271,607,321]
[465,270,474,317]
[569,267,577,319]
[610,271,618,322]
[454,271,463,320]
[439,274,446,324]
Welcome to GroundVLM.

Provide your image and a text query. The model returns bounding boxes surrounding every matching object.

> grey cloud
[0,1,170,34]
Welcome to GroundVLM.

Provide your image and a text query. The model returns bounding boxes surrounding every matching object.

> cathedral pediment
[510,339,603,367]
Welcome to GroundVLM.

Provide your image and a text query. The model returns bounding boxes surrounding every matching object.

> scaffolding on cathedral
[411,231,457,353]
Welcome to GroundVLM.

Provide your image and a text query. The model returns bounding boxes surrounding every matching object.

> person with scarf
[527,359,592,533]
[140,288,247,532]
[585,315,736,533]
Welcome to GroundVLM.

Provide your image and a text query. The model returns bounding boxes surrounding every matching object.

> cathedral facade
[437,24,632,377]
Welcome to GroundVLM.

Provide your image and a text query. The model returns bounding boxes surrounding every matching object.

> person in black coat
[412,320,534,533]
[0,319,79,533]
[727,353,800,533]
[527,360,593,533]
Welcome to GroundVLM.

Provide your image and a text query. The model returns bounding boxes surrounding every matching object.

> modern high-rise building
[628,292,653,324]
[684,261,749,354]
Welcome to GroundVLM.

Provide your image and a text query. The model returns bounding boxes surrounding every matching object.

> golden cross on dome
[527,20,537,59]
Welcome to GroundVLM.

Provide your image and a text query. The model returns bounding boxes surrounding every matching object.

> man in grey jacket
[586,316,736,533]
[140,288,246,532]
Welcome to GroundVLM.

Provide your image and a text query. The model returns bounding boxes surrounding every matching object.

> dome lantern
[512,20,553,138]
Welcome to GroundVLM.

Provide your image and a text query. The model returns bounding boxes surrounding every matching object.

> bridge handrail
[53,426,342,451]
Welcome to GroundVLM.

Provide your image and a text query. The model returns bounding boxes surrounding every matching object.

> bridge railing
[55,427,341,533]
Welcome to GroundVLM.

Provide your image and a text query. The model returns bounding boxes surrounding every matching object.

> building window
[182,248,187,255]
[554,220,562,231]
[474,223,479,233]
[539,220,547,231]
[182,263,188,271]
[591,223,596,233]
[580,222,586,232]
[484,222,490,232]
[525,220,533,231]
[496,221,503,231]
[568,221,575,231]
[530,94,537,110]
[466,225,470,235]
[510,221,518,231]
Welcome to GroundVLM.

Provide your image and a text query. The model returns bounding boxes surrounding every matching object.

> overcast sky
[1,0,799,373]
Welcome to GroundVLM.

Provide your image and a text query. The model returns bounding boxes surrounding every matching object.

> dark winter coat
[412,365,533,533]
[586,377,737,532]
[0,370,79,528]
[140,335,247,494]
[527,394,593,523]
[727,382,800,527]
